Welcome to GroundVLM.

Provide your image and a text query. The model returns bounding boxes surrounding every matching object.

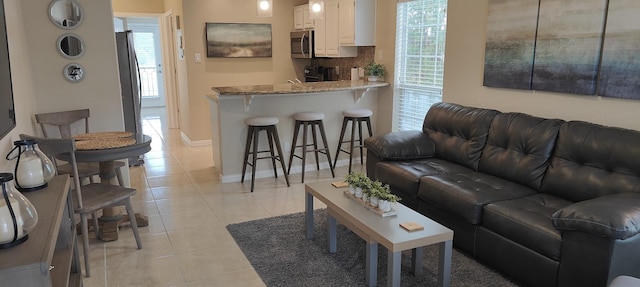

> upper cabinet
[295,0,375,58]
[315,0,357,57]
[294,4,314,30]
[339,0,376,46]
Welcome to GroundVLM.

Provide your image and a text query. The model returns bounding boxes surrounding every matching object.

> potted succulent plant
[377,185,399,212]
[365,62,385,82]
[345,171,370,198]
[368,180,386,207]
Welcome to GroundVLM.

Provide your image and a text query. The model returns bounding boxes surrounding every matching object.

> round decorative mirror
[63,63,84,82]
[48,0,83,29]
[56,33,84,59]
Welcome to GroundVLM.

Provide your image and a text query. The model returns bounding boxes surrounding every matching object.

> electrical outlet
[194,53,202,63]
[335,66,340,75]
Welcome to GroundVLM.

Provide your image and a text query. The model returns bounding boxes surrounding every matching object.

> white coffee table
[305,181,454,287]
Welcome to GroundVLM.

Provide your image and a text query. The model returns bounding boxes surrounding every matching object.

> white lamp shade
[257,0,272,17]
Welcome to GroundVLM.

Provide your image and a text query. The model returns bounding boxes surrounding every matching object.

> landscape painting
[597,0,640,100]
[531,0,607,95]
[483,0,538,90]
[206,23,272,58]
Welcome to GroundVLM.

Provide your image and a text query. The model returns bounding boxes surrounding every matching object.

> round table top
[63,134,152,163]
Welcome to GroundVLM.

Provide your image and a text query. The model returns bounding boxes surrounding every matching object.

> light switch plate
[195,53,202,63]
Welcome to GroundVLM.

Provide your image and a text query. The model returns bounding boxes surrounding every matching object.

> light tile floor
[83,107,362,287]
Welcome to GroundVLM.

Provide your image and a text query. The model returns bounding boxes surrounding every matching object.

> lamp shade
[0,173,38,249]
[5,140,56,192]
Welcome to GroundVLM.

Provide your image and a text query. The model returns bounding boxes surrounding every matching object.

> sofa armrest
[364,131,435,161]
[552,193,640,240]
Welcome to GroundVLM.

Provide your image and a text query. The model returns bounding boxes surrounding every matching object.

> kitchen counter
[210,80,389,111]
[206,80,389,183]
[211,80,389,95]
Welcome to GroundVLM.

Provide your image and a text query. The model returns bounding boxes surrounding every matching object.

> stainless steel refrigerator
[116,30,144,166]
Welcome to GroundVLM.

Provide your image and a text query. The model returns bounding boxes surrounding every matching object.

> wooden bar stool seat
[334,108,373,173]
[241,116,290,192]
[287,112,335,183]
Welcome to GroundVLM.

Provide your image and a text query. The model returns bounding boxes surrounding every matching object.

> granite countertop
[211,80,389,96]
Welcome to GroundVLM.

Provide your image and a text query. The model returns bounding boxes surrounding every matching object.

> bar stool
[334,108,373,173]
[241,116,290,192]
[287,112,335,183]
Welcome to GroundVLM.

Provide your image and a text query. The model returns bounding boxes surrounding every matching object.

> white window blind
[394,0,447,131]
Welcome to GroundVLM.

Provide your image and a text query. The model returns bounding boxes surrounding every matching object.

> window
[394,0,448,131]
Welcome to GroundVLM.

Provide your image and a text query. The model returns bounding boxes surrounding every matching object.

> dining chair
[19,134,142,277]
[34,109,126,186]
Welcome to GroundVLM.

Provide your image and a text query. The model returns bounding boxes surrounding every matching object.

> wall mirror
[63,63,84,82]
[48,0,83,29]
[57,33,84,59]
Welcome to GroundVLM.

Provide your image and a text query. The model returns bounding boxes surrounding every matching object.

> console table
[0,175,82,286]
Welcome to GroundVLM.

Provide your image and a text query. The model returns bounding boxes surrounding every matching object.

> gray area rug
[226,209,523,287]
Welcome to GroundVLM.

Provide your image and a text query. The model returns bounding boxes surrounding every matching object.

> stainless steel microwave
[291,30,314,59]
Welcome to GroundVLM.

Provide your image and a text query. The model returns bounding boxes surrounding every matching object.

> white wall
[0,0,38,172]
[1,0,127,178]
[443,0,640,131]
[181,0,309,142]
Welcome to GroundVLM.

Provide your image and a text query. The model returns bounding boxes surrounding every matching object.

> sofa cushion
[483,193,571,261]
[542,121,640,202]
[479,112,563,190]
[375,159,472,199]
[423,102,500,171]
[418,172,537,224]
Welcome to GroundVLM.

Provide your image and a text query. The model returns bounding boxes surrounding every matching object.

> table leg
[328,214,337,253]
[438,240,453,287]
[305,192,314,239]
[387,250,402,287]
[365,241,378,287]
[412,247,424,276]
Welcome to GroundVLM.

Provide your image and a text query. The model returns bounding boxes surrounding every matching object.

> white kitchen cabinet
[339,0,376,46]
[294,5,304,30]
[315,0,357,57]
[294,4,314,30]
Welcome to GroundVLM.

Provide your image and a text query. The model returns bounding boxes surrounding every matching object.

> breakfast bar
[207,80,389,183]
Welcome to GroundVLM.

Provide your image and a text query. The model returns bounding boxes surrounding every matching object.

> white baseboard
[180,131,212,147]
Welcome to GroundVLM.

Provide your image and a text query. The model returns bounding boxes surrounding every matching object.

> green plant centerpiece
[376,183,399,212]
[364,62,385,82]
[345,171,371,198]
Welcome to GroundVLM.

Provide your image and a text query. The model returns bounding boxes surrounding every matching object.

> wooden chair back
[34,109,90,138]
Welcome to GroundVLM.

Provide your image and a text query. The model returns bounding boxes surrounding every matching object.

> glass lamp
[5,139,56,192]
[0,173,38,249]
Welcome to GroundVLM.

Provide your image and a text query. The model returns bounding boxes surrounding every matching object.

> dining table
[62,132,152,242]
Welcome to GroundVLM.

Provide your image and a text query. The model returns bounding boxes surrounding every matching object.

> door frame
[114,12,179,129]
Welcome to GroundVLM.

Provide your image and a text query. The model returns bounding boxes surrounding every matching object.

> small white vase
[348,185,356,195]
[354,187,363,198]
[362,193,369,203]
[369,197,379,207]
[378,200,392,212]
[367,76,378,82]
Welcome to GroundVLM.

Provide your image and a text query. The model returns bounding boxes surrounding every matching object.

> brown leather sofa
[364,102,640,287]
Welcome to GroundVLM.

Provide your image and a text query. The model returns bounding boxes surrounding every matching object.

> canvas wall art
[597,0,640,100]
[206,23,272,58]
[483,0,538,90]
[531,0,607,95]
